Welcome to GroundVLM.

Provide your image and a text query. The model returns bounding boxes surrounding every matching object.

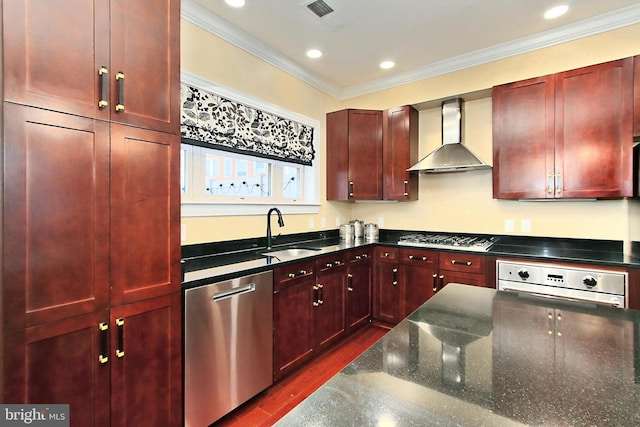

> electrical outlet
[320,217,326,228]
[378,217,384,227]
[336,216,341,227]
[521,219,531,233]
[309,218,315,229]
[181,224,186,242]
[505,219,515,232]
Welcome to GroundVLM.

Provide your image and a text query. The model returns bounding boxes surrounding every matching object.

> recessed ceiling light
[307,49,322,59]
[225,0,245,8]
[380,61,395,70]
[544,4,569,19]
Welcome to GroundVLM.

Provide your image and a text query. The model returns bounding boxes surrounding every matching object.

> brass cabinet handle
[98,66,108,108]
[450,260,472,266]
[288,270,308,278]
[432,273,438,292]
[349,181,354,197]
[409,255,427,261]
[313,285,319,307]
[403,180,409,196]
[317,283,323,305]
[115,318,125,358]
[547,172,554,194]
[392,268,398,286]
[347,273,354,292]
[555,173,562,195]
[99,322,109,364]
[115,71,125,112]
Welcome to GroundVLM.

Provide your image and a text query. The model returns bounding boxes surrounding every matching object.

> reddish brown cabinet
[634,55,640,137]
[314,254,347,352]
[327,109,383,200]
[493,58,633,199]
[327,107,418,201]
[345,249,373,333]
[383,106,419,200]
[2,0,180,134]
[438,252,489,288]
[1,1,181,425]
[373,247,401,325]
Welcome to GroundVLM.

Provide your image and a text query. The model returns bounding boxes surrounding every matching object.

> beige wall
[181,19,640,246]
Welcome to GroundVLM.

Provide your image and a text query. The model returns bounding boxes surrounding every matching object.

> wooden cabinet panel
[2,0,180,134]
[3,312,110,427]
[109,0,181,134]
[398,248,438,318]
[273,272,315,380]
[314,257,347,352]
[555,59,633,198]
[273,260,315,290]
[346,249,372,332]
[492,75,554,199]
[326,109,383,200]
[3,104,110,331]
[110,294,182,427]
[110,124,181,306]
[2,0,110,120]
[493,58,633,199]
[373,247,400,325]
[383,106,418,200]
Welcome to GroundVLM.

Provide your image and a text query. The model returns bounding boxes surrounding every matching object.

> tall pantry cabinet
[1,1,182,426]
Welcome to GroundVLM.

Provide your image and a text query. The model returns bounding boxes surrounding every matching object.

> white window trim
[181,71,321,217]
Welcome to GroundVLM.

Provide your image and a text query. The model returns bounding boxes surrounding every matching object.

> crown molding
[182,0,640,101]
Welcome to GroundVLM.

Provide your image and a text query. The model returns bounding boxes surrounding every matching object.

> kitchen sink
[260,247,321,258]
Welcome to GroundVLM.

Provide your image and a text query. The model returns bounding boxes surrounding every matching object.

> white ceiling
[183,0,640,99]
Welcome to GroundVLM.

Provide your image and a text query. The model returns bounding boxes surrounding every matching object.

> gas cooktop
[398,233,498,252]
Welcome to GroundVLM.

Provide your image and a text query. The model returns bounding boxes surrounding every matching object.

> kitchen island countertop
[275,284,640,426]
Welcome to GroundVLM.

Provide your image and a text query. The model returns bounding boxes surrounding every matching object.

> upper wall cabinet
[493,58,633,199]
[3,0,181,135]
[326,107,418,201]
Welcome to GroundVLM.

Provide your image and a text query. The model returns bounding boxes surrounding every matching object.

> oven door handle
[499,286,621,308]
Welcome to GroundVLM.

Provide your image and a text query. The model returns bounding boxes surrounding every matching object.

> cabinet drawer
[375,247,398,261]
[316,253,347,274]
[274,261,315,290]
[346,248,372,263]
[399,248,438,266]
[439,252,486,274]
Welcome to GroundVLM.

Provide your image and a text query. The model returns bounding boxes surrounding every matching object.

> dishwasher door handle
[212,283,256,301]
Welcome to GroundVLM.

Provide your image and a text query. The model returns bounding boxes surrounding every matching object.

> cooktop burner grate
[398,233,497,252]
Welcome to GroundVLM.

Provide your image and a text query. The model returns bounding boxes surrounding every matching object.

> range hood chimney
[408,98,492,173]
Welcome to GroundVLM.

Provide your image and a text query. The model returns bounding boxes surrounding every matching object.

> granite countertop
[275,284,640,426]
[181,231,640,288]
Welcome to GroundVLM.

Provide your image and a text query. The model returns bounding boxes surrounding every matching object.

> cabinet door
[399,249,438,318]
[110,294,182,427]
[555,58,633,198]
[109,0,181,134]
[492,75,555,199]
[348,110,383,199]
[634,56,640,137]
[346,255,372,333]
[2,0,110,120]
[110,124,181,306]
[273,280,315,380]
[383,106,418,200]
[3,312,111,427]
[373,261,400,325]
[3,104,110,331]
[315,263,347,352]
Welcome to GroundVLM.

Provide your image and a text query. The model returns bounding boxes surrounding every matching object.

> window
[181,144,319,216]
[180,74,320,216]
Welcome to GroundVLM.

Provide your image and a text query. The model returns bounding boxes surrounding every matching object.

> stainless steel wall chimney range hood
[408,98,492,173]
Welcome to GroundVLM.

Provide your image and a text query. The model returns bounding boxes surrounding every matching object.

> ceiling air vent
[306,0,334,18]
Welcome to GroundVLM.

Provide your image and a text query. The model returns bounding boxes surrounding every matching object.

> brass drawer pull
[451,260,472,266]
[288,269,308,278]
[409,255,427,261]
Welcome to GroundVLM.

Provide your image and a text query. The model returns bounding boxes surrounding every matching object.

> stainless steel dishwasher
[184,271,273,427]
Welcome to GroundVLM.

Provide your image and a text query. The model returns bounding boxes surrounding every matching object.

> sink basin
[261,247,321,258]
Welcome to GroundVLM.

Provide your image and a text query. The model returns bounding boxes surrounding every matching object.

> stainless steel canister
[339,223,355,241]
[350,219,364,239]
[364,223,379,241]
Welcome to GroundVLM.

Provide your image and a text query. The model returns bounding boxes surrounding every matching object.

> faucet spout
[266,207,285,250]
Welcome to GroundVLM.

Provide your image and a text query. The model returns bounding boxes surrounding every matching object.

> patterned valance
[181,83,315,166]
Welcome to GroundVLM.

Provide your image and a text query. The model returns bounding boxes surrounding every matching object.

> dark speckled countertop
[275,284,640,426]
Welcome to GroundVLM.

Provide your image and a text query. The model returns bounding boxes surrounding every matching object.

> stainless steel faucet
[266,207,285,250]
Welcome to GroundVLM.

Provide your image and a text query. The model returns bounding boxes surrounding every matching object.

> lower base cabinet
[346,249,373,333]
[3,293,182,427]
